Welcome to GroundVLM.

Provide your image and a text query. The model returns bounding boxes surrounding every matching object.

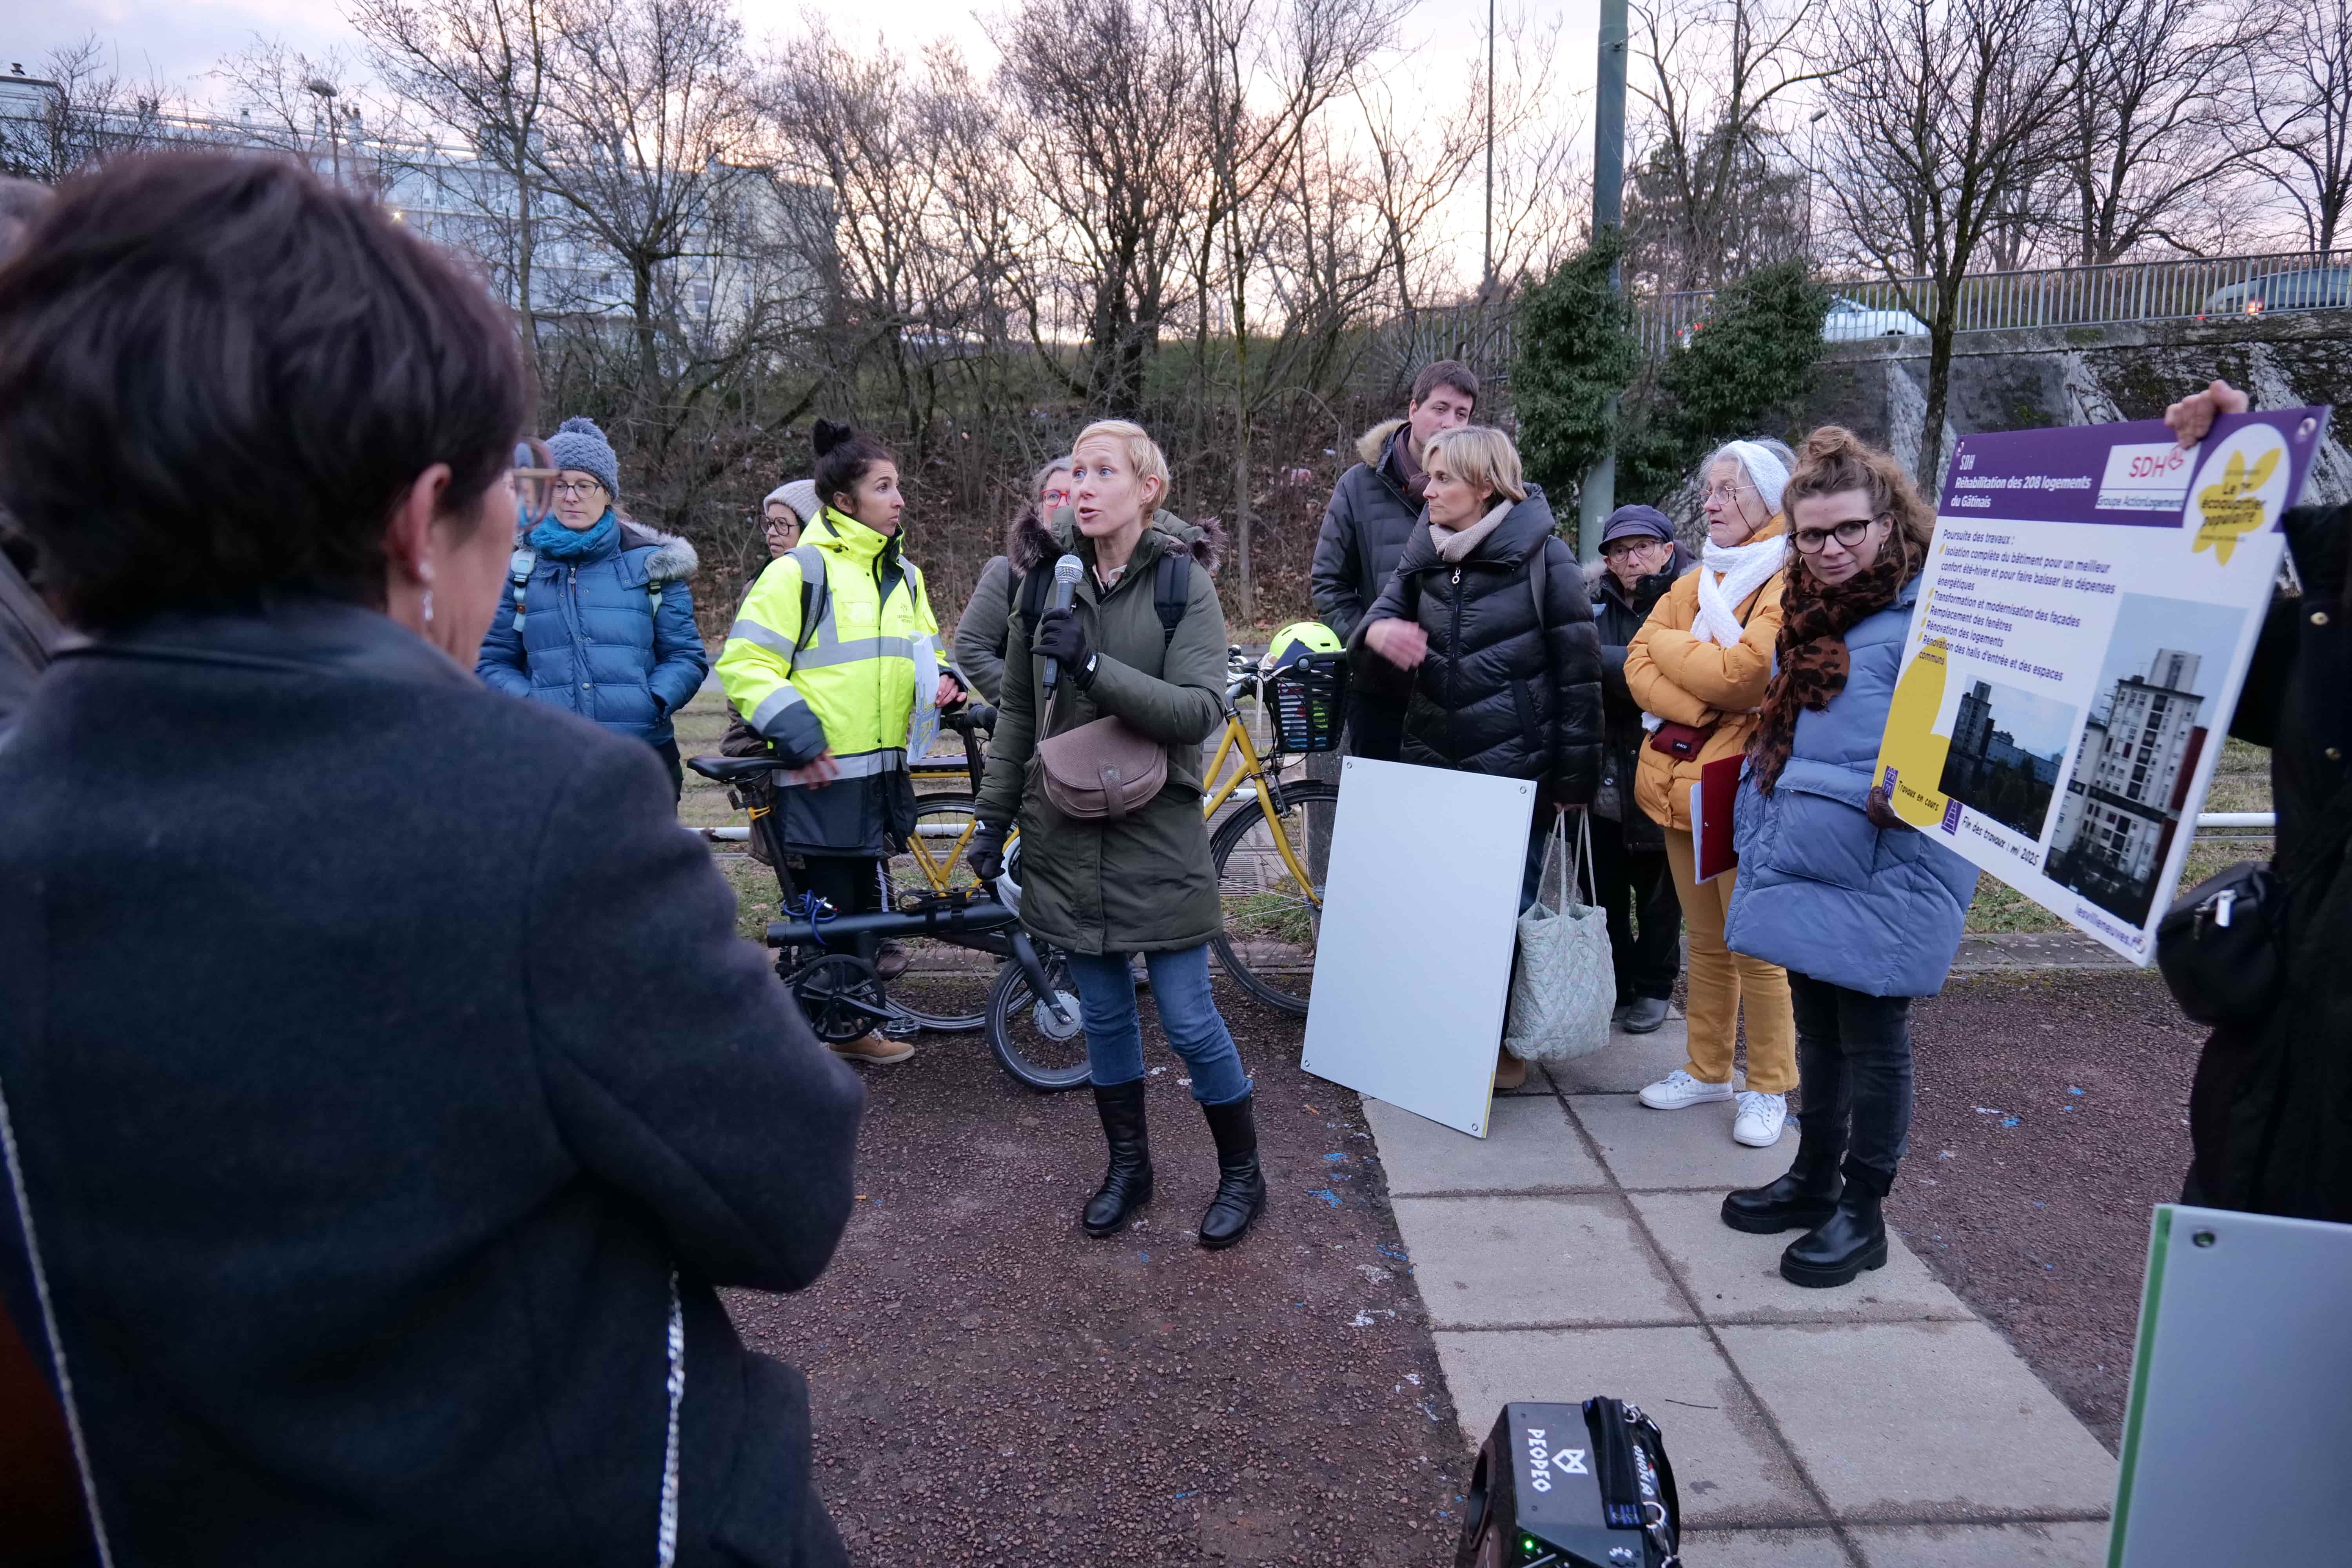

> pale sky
[13,0,1602,116]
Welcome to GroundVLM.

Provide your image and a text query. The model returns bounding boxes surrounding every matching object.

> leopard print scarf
[1749,540,1913,795]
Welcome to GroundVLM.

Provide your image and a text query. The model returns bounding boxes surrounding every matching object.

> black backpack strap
[1153,550,1191,646]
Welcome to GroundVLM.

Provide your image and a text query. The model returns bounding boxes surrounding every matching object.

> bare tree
[216,37,385,189]
[1821,0,2075,488]
[2241,0,2352,252]
[345,0,559,373]
[2047,0,2256,263]
[0,36,181,182]
[1625,0,1830,290]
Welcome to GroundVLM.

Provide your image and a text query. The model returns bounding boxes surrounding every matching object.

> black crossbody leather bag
[2156,777,2352,1027]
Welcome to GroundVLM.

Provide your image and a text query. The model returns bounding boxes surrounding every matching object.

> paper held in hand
[1870,408,2332,964]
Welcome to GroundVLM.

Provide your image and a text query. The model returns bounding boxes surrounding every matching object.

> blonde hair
[1423,424,1527,505]
[1072,419,1171,514]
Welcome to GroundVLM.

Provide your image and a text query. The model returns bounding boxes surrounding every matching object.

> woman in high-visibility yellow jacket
[718,420,962,1063]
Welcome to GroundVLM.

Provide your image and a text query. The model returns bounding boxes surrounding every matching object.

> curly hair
[1782,426,1937,578]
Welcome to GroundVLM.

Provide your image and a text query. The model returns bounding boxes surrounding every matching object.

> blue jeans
[1064,944,1252,1105]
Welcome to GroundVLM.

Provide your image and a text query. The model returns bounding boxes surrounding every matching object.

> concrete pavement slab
[1628,1192,1975,1325]
[1363,1092,1608,1196]
[1850,1521,2109,1566]
[1717,1321,2118,1521]
[1541,1019,1710,1095]
[1390,1194,1691,1328]
[1677,1528,1853,1566]
[1433,1326,1826,1529]
[1567,1092,1794,1191]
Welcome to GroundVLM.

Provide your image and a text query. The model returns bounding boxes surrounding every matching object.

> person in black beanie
[1585,504,1694,1034]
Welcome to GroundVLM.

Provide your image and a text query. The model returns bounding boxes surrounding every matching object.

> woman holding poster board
[1720,428,1980,1289]
[1622,440,1800,1148]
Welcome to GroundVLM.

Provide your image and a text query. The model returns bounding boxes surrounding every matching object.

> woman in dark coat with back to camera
[1354,423,1604,1089]
[0,153,862,1566]
[1586,504,1695,1036]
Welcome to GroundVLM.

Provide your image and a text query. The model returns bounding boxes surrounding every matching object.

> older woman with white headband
[1622,438,1801,1149]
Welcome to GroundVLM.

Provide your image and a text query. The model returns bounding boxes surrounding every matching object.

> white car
[1822,294,1931,340]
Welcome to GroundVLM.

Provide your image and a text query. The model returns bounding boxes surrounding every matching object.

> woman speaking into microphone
[965,420,1262,1249]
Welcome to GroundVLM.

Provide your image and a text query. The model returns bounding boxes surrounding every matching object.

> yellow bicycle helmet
[1264,619,1343,670]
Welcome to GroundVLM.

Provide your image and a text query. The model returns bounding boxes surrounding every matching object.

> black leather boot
[1082,1079,1153,1239]
[1779,1160,1890,1288]
[1721,1129,1844,1234]
[1196,1094,1265,1250]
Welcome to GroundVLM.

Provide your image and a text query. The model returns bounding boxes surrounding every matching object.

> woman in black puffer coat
[1354,423,1603,877]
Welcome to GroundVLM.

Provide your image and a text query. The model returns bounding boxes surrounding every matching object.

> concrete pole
[1578,0,1630,564]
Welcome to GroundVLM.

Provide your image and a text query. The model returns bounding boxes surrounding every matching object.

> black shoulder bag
[2156,775,2352,1027]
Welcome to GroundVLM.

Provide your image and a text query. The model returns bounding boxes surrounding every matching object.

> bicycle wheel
[1209,778,1338,1015]
[985,944,1092,1092]
[880,793,989,1033]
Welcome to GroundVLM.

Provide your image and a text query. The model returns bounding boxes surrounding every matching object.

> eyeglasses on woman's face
[1791,515,1882,554]
[553,477,605,501]
[1601,537,1667,560]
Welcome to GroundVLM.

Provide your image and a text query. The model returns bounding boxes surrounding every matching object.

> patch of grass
[1228,885,1316,945]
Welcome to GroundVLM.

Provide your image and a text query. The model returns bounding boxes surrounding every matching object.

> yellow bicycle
[899,652,1337,1015]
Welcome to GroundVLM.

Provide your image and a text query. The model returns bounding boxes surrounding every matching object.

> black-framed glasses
[553,477,605,501]
[1601,537,1669,559]
[1791,515,1882,554]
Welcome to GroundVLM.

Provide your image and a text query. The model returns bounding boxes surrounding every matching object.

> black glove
[1034,608,1094,686]
[967,821,1008,886]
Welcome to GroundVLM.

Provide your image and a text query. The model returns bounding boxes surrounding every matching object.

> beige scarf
[1432,499,1514,563]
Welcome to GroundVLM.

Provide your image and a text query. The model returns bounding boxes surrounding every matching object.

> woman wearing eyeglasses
[1719,426,1978,1289]
[1622,439,1800,1149]
[476,416,710,800]
[953,456,1074,705]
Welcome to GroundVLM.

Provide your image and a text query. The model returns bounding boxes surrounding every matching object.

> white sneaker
[1639,1069,1734,1111]
[1733,1091,1788,1147]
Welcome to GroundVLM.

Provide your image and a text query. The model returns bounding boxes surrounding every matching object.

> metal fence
[1639,249,2352,355]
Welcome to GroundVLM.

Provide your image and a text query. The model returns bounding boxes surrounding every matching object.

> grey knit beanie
[548,416,620,499]
[765,479,820,525]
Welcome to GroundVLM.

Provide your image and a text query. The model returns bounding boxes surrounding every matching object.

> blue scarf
[530,509,619,561]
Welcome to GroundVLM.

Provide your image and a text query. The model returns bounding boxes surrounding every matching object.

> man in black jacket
[2164,380,2352,1223]
[1587,505,1693,1034]
[1311,359,1477,760]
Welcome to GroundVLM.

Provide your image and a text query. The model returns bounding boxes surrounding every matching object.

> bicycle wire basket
[1267,653,1349,754]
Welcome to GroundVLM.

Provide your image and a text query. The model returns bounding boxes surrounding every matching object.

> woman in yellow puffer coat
[1622,439,1801,1150]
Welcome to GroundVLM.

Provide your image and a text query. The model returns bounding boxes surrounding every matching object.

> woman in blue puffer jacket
[1719,426,1978,1291]
[477,417,710,798]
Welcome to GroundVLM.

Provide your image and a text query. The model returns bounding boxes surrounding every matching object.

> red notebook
[1690,753,1743,882]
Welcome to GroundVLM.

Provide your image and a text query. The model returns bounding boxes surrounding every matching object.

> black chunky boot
[1779,1160,1890,1288]
[1082,1079,1153,1239]
[1196,1094,1265,1250]
[1721,1129,1844,1234]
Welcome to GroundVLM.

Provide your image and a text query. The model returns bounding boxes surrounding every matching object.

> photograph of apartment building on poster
[2048,592,2250,926]
[1937,678,2076,840]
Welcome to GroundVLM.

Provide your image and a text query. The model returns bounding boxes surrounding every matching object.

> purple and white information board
[1871,408,2332,963]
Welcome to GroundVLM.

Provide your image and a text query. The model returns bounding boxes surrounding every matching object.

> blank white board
[1299,757,1535,1138]
[2109,1204,2352,1566]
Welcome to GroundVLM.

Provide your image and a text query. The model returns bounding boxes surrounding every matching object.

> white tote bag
[1503,812,1615,1063]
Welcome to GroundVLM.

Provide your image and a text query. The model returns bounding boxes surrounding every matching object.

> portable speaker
[1455,1399,1681,1568]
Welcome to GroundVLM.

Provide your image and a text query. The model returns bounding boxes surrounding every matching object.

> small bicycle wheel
[1209,778,1338,1015]
[985,945,1091,1092]
[880,793,989,1033]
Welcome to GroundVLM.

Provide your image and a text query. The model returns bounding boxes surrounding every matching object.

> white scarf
[1692,533,1786,647]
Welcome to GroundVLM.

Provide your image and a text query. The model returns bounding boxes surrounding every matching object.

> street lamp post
[1578,0,1630,563]
[306,78,339,184]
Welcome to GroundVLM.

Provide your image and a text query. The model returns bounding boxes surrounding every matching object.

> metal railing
[1640,249,2352,355]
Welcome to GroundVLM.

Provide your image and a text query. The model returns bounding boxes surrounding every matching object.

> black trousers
[799,854,887,962]
[652,737,683,803]
[1590,824,1681,1003]
[1788,972,1915,1194]
[1342,689,1405,764]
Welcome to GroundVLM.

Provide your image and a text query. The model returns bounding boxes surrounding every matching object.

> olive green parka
[976,511,1229,955]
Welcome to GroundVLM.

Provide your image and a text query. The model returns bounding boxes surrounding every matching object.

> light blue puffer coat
[475,518,709,744]
[1723,574,1980,998]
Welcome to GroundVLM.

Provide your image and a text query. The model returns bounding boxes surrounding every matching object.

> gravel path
[726,982,1469,1566]
[1886,968,2201,1453]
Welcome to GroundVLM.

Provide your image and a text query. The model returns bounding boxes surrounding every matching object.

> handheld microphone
[1042,553,1084,695]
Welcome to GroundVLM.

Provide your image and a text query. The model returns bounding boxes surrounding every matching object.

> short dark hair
[0,153,525,629]
[1410,359,1479,409]
[811,418,896,515]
